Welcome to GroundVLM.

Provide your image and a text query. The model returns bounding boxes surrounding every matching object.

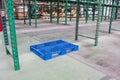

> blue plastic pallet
[30,40,79,60]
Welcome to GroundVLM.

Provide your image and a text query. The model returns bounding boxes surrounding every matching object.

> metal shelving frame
[1,0,120,71]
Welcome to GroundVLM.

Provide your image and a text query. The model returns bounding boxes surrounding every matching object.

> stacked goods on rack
[14,2,88,19]
[52,11,57,18]
[59,8,65,18]
[71,8,76,18]
[15,5,28,19]
[40,5,50,19]
[41,12,50,19]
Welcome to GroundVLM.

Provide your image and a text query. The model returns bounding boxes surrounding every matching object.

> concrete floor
[0,19,120,80]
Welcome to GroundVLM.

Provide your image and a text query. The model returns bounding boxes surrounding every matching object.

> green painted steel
[75,0,103,46]
[1,17,9,45]
[69,3,72,21]
[7,0,20,70]
[78,34,95,40]
[1,17,10,55]
[104,0,108,20]
[28,0,31,26]
[23,0,120,26]
[115,0,119,19]
[109,0,115,33]
[75,0,80,40]
[94,0,102,46]
[65,0,68,25]
[34,0,37,28]
[23,0,26,24]
[50,0,53,23]
[108,0,112,20]
[57,0,60,24]
[2,0,10,55]
[92,1,96,21]
[85,0,89,23]
[101,0,105,22]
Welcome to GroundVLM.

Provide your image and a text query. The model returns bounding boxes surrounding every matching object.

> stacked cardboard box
[15,6,28,19]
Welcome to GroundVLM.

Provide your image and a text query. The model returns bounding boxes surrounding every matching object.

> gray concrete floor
[0,19,120,80]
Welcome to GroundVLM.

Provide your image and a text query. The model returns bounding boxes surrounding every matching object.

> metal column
[6,0,20,70]
[94,0,102,46]
[65,0,68,25]
[75,0,80,40]
[50,0,53,23]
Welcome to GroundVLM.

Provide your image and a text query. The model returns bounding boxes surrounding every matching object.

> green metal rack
[109,0,120,33]
[75,0,102,46]
[2,0,20,71]
[75,0,119,46]
[1,0,120,71]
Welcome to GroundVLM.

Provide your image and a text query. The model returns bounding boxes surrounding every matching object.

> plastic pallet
[30,40,79,60]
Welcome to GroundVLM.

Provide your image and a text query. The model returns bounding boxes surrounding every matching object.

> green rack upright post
[57,0,60,24]
[6,0,20,70]
[65,0,68,25]
[94,0,102,46]
[34,0,37,28]
[50,0,53,23]
[101,0,105,22]
[75,0,80,40]
[109,0,115,33]
[23,0,26,24]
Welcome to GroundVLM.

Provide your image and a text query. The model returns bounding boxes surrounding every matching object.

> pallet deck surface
[30,40,79,60]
